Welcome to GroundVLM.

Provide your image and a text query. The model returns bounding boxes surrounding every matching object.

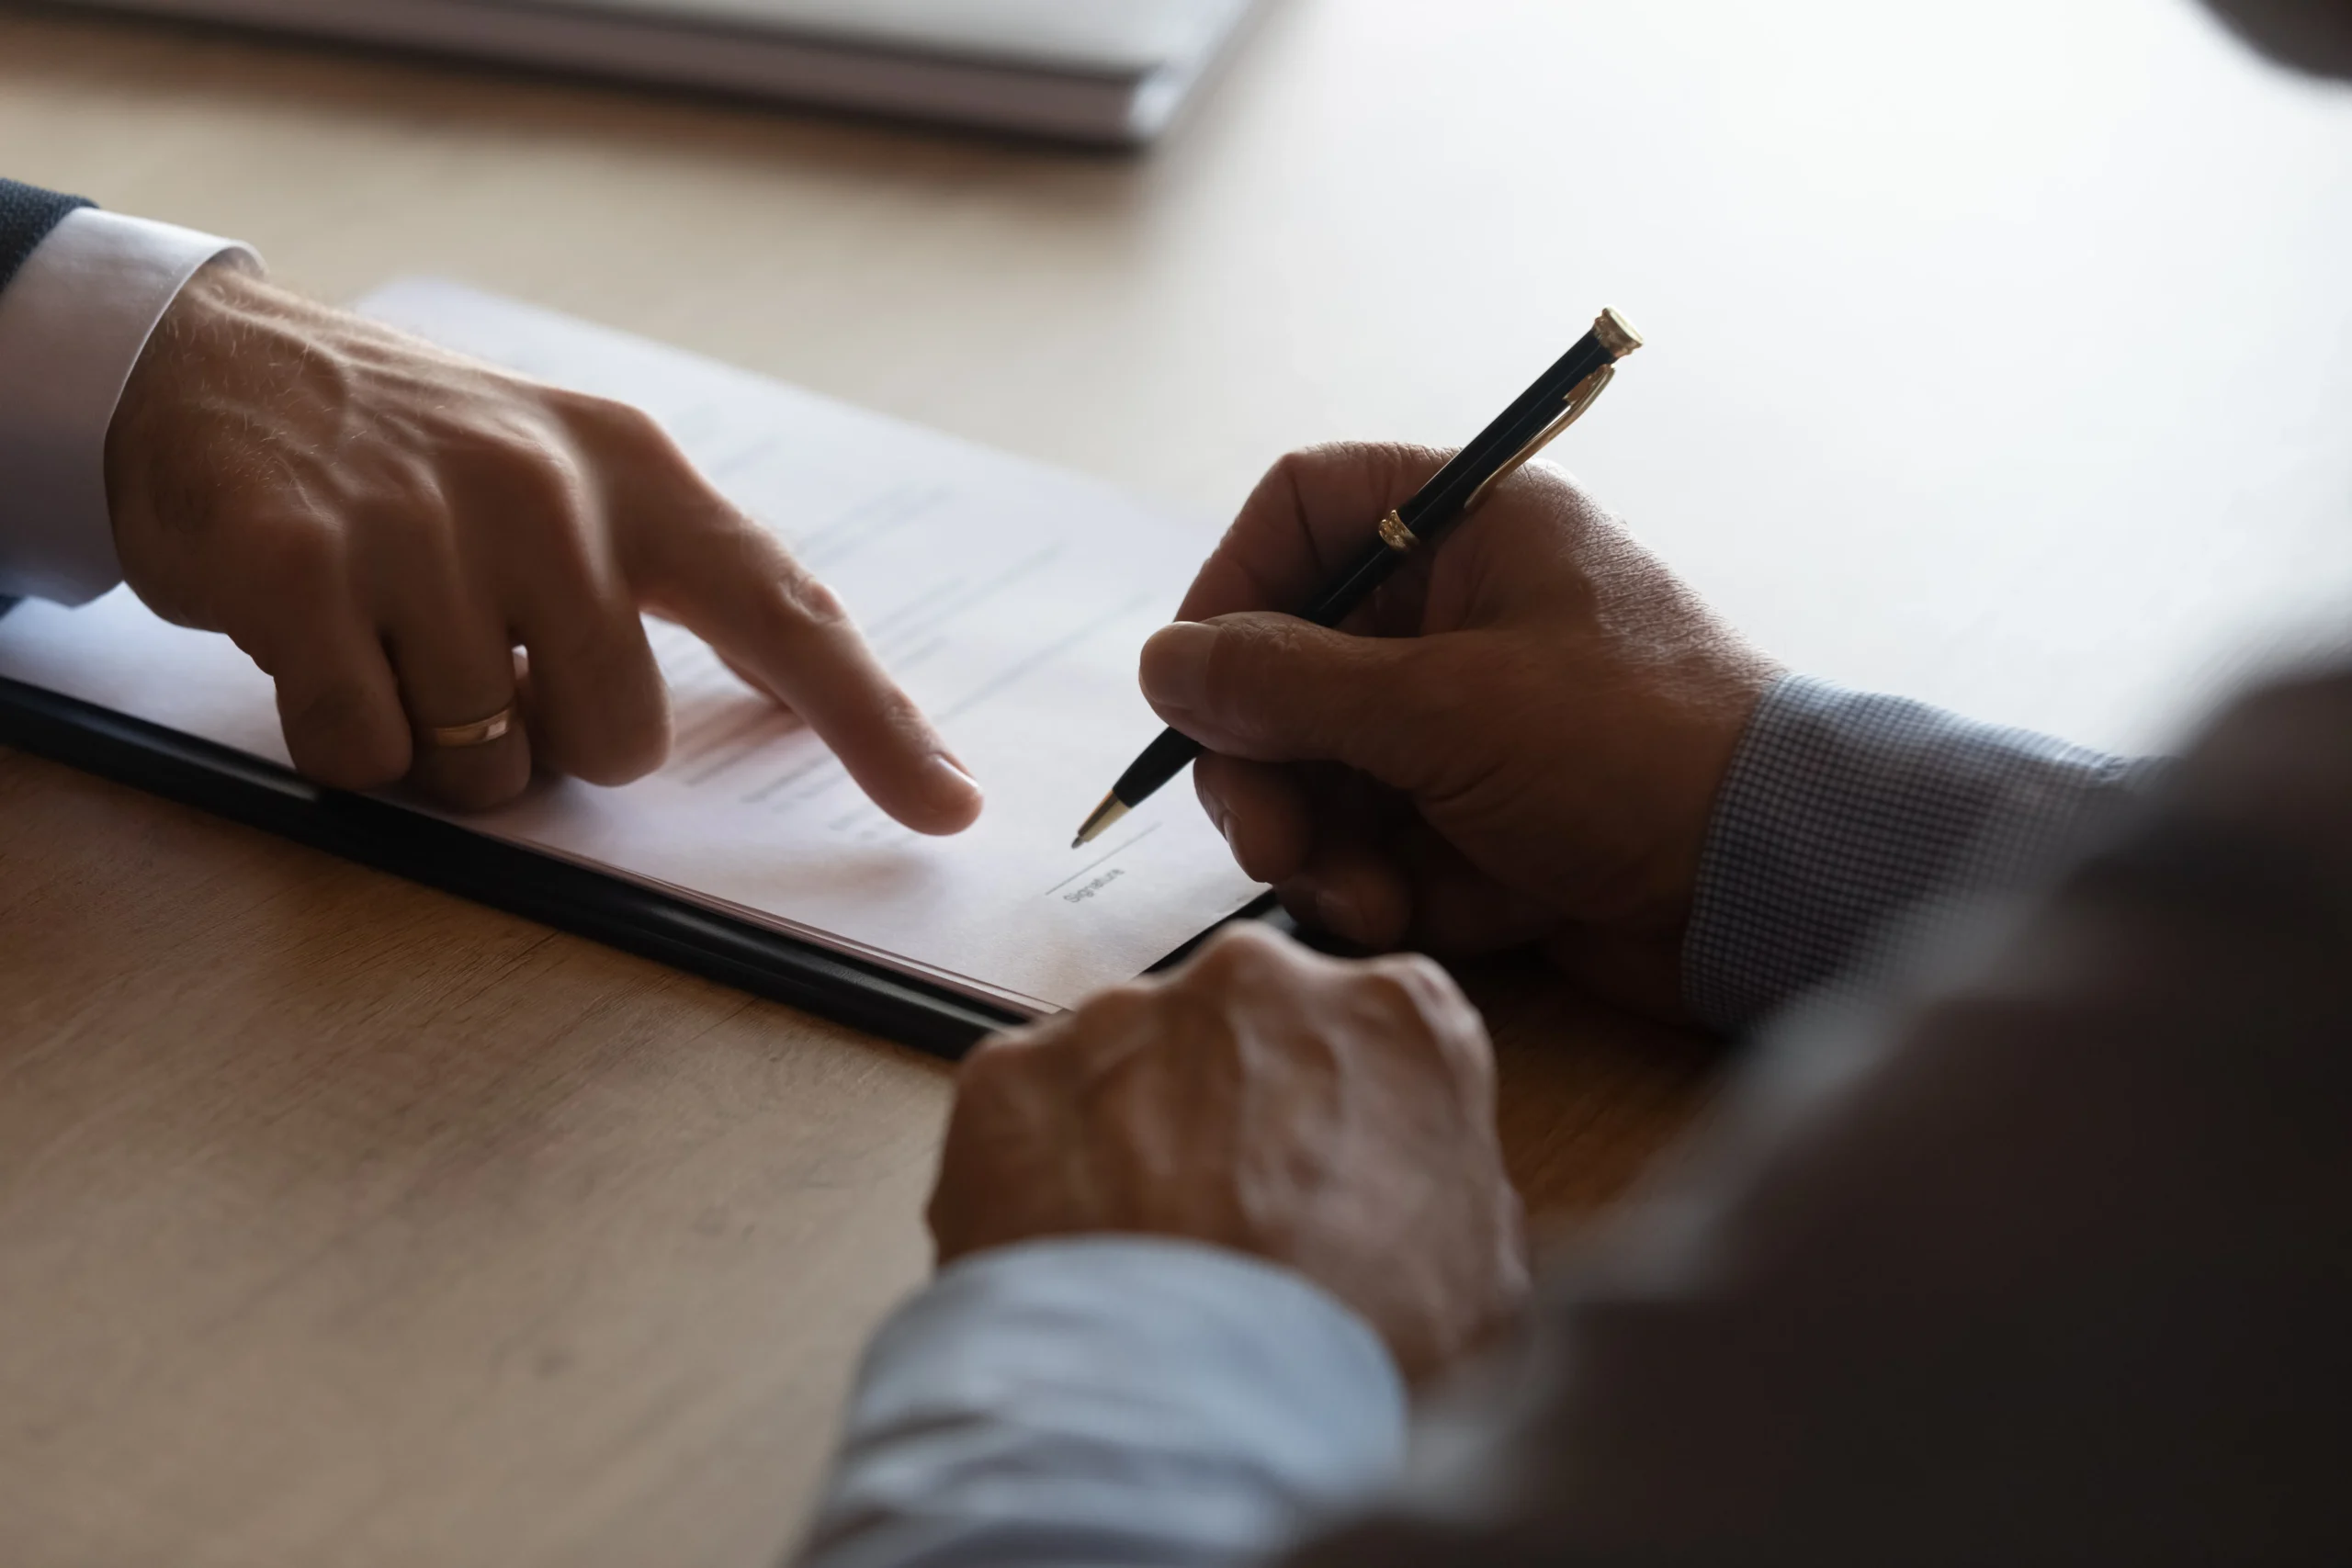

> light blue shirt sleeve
[797,1236,1406,1568]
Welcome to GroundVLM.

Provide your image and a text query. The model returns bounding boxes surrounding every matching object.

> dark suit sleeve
[1288,662,2352,1565]
[0,179,92,298]
[0,179,97,615]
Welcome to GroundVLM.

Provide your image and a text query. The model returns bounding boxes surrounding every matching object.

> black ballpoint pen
[1072,308,1644,849]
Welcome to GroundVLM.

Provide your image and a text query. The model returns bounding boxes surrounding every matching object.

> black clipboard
[0,668,1272,1060]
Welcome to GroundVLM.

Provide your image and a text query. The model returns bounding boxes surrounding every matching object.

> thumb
[1139,613,1448,790]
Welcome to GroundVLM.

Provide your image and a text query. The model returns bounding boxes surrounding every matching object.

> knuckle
[506,443,594,541]
[701,519,849,646]
[1277,439,1448,506]
[564,392,671,455]
[1514,456,1611,532]
[1182,921,1301,993]
[1263,445,1320,502]
[1377,946,1453,992]
[1366,953,1493,1079]
[1369,440,1453,499]
[387,448,456,522]
[456,416,594,550]
[1357,952,1471,1031]
[1351,964,1429,1024]
[763,558,852,637]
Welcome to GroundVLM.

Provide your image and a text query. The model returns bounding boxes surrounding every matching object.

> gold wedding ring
[425,705,516,749]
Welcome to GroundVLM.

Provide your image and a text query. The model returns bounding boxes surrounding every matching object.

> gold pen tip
[1071,793,1129,849]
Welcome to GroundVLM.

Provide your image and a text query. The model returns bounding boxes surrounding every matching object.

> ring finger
[382,579,531,811]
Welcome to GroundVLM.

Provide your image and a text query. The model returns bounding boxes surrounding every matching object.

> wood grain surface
[3,0,2346,1562]
[0,746,1714,1568]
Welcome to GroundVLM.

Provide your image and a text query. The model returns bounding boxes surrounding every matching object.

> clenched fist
[930,922,1530,1382]
[103,262,982,828]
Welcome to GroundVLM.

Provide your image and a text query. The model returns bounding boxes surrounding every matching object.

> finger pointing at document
[103,262,983,831]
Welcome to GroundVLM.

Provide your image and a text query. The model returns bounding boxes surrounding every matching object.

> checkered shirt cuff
[1682,675,2160,1032]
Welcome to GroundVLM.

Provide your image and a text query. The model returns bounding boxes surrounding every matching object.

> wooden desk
[3,1,2346,1562]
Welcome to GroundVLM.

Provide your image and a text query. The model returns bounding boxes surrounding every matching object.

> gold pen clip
[1463,308,1642,515]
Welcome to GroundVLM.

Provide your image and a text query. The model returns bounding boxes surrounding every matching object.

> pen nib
[1071,793,1129,849]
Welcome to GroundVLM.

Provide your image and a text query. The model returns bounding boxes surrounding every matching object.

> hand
[930,922,1529,1382]
[1137,443,1779,1020]
[103,263,983,829]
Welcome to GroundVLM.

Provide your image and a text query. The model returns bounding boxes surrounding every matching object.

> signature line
[1042,821,1163,897]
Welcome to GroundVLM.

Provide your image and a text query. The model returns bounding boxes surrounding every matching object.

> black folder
[0,665,1272,1060]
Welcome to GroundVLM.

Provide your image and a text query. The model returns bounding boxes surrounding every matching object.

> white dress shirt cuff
[801,1236,1408,1568]
[0,208,261,605]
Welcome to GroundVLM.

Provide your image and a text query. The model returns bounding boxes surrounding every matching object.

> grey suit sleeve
[1681,674,2160,1031]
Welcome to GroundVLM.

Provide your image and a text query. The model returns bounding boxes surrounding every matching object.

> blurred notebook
[53,0,1263,143]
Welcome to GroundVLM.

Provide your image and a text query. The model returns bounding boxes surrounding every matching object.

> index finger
[622,482,984,837]
[1176,442,1453,623]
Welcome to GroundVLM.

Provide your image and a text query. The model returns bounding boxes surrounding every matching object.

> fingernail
[1138,621,1216,713]
[929,751,982,804]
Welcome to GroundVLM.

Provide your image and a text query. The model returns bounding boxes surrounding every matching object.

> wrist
[105,260,255,521]
[1534,646,1779,1021]
[1657,652,1785,921]
[0,208,255,606]
[103,262,293,618]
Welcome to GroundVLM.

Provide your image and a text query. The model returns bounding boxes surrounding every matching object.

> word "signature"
[1064,867,1125,904]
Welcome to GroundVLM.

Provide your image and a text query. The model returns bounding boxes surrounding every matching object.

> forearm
[1681,673,2163,1030]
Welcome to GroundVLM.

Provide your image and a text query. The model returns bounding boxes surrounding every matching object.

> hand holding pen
[1092,321,1787,1022]
[1077,310,1644,847]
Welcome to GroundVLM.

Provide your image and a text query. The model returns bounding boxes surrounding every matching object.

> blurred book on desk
[50,0,1263,143]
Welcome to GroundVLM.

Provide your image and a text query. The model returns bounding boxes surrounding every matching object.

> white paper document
[0,279,1262,1014]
